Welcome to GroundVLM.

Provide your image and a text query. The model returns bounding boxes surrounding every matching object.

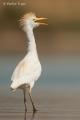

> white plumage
[11,51,41,91]
[10,12,47,113]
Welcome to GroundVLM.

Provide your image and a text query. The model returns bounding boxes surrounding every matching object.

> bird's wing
[11,56,41,87]
[11,59,28,81]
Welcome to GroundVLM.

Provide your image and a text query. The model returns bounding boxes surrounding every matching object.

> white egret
[10,12,47,113]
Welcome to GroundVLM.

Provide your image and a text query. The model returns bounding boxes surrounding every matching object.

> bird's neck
[25,25,37,54]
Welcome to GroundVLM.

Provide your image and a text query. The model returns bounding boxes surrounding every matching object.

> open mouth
[35,17,48,25]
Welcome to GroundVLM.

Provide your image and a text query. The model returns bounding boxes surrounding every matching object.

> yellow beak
[35,17,48,25]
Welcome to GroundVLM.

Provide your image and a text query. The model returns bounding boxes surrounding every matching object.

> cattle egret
[10,12,47,113]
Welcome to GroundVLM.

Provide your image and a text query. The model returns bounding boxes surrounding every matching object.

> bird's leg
[24,109,27,120]
[30,111,36,120]
[29,91,37,113]
[23,89,27,112]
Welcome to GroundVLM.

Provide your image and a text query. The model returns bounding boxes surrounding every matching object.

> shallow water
[1,93,80,120]
[0,54,80,119]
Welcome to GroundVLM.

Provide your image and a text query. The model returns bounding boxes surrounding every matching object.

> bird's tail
[10,79,26,91]
[10,82,17,91]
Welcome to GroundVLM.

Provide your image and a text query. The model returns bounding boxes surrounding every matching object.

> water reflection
[24,111,36,120]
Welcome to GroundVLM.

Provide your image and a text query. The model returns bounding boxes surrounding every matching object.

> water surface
[0,54,80,120]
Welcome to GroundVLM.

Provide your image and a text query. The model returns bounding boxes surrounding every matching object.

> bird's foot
[33,107,38,113]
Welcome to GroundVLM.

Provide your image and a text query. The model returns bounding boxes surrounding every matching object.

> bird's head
[20,12,48,29]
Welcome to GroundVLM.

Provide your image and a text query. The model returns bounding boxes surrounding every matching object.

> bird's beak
[35,17,48,25]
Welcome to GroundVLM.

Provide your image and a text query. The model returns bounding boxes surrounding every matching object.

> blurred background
[0,0,80,96]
